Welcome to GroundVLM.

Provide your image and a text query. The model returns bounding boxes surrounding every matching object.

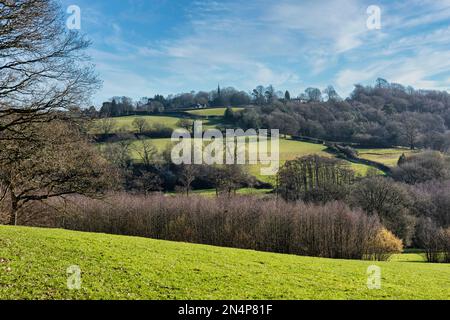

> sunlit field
[186,107,244,117]
[97,115,181,133]
[1,226,448,300]
[126,137,378,182]
[357,148,419,167]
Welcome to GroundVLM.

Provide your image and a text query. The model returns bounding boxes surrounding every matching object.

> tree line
[91,79,450,152]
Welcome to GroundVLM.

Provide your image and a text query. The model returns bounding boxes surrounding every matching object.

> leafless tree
[350,176,415,245]
[401,116,421,150]
[176,118,194,133]
[132,118,150,134]
[102,140,132,170]
[95,117,117,135]
[134,139,159,169]
[0,0,100,137]
[0,120,116,225]
[179,165,199,196]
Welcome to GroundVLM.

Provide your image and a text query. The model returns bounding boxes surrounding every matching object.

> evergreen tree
[284,90,291,101]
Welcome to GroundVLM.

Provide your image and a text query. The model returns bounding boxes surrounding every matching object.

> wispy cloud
[63,0,450,103]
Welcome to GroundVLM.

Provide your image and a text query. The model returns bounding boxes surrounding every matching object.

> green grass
[389,253,427,263]
[130,137,330,159]
[186,107,244,117]
[103,115,223,133]
[127,138,376,182]
[93,115,182,133]
[129,138,174,156]
[356,148,419,167]
[169,188,272,197]
[0,226,449,300]
[246,138,375,182]
[95,114,404,181]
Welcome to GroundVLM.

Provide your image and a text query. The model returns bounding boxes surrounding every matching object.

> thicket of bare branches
[277,155,355,202]
[0,121,118,225]
[19,194,402,261]
[415,218,450,263]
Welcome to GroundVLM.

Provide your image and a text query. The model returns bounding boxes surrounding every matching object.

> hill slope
[2,227,447,300]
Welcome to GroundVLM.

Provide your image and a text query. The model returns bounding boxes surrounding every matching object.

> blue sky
[59,0,450,105]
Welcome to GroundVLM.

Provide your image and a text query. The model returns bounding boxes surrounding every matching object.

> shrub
[392,151,450,184]
[409,180,450,228]
[368,228,403,261]
[415,218,450,263]
[149,123,173,138]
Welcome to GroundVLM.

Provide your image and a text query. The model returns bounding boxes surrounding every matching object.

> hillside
[94,110,425,189]
[1,226,449,300]
[127,136,380,180]
[186,107,244,116]
[94,109,415,176]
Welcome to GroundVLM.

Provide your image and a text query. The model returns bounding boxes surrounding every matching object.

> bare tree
[323,85,341,102]
[102,140,132,170]
[401,116,421,150]
[264,85,276,104]
[132,118,150,134]
[305,87,322,102]
[0,120,116,225]
[350,176,415,245]
[0,0,100,137]
[207,165,249,197]
[179,165,199,196]
[134,139,158,169]
[176,118,194,133]
[96,117,117,135]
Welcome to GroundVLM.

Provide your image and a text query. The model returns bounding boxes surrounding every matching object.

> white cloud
[264,0,370,53]
[336,48,450,95]
[79,0,450,103]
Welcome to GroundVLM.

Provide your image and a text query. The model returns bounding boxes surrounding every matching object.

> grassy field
[186,107,244,117]
[128,137,377,182]
[169,188,272,197]
[96,115,223,133]
[356,148,418,167]
[0,226,449,300]
[130,137,329,159]
[93,115,182,133]
[95,114,409,177]
[95,113,411,181]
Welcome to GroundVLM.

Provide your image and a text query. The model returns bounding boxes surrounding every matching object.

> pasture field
[95,113,411,181]
[356,148,418,167]
[128,137,378,182]
[186,107,244,117]
[0,226,449,300]
[93,115,224,133]
[95,115,415,175]
[92,115,182,133]
[169,188,272,196]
